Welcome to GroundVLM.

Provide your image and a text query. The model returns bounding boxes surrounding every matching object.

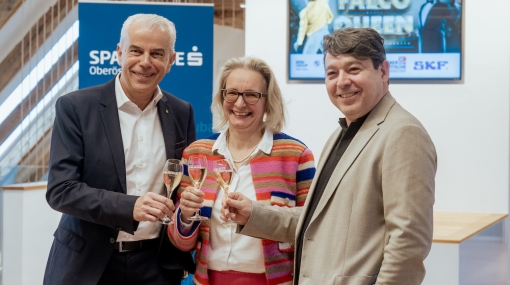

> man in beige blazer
[223,28,436,285]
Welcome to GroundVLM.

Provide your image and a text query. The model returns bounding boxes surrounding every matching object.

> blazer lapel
[296,127,342,233]
[307,92,397,225]
[99,79,127,193]
[158,94,176,160]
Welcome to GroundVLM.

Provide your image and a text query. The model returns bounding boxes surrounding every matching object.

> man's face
[324,53,389,125]
[117,22,175,100]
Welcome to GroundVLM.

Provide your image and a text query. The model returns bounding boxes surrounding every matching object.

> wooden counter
[433,211,507,244]
[1,181,47,191]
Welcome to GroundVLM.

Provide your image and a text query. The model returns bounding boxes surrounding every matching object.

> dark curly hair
[323,28,386,69]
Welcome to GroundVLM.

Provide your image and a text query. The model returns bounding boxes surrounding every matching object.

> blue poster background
[78,2,214,139]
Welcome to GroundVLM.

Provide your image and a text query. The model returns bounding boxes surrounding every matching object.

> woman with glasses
[168,57,316,285]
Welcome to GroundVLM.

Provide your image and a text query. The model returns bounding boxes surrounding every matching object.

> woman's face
[222,68,266,134]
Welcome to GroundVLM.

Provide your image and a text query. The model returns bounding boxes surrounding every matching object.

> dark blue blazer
[44,78,196,285]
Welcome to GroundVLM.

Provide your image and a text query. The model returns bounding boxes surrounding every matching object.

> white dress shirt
[114,74,166,242]
[206,129,273,273]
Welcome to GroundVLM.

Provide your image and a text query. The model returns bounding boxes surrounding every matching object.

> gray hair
[119,14,176,54]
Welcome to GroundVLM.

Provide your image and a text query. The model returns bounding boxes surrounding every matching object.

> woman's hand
[179,186,205,223]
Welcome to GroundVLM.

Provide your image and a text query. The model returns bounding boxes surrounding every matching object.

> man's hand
[220,192,252,225]
[133,192,175,222]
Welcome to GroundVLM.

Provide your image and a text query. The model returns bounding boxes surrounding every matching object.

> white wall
[214,25,246,89]
[2,187,61,285]
[213,25,245,127]
[244,0,510,214]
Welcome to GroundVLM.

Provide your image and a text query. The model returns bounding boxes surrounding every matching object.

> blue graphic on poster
[79,2,214,138]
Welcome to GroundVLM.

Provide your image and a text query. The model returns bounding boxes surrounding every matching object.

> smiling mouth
[133,71,153,77]
[339,91,359,98]
[232,110,251,116]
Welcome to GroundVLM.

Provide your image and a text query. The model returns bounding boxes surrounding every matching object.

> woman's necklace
[226,131,263,164]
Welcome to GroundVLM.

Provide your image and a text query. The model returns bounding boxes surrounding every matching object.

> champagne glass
[160,159,183,225]
[213,159,234,222]
[187,155,209,221]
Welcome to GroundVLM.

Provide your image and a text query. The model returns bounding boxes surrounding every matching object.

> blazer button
[284,198,290,205]
[110,238,115,244]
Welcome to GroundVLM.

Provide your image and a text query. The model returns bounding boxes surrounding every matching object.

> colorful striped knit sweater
[168,132,316,285]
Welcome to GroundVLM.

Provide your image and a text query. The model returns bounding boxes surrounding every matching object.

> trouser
[98,243,183,285]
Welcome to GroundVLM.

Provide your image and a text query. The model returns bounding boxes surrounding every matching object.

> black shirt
[294,114,368,284]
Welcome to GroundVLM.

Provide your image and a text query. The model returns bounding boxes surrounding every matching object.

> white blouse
[206,129,273,273]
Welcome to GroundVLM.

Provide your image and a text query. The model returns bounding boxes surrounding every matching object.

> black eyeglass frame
[221,89,268,105]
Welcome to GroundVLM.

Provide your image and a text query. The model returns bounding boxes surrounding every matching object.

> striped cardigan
[168,132,316,285]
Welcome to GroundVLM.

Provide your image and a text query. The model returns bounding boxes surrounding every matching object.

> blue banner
[78,1,214,139]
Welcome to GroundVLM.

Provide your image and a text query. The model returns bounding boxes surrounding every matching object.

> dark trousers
[98,245,183,285]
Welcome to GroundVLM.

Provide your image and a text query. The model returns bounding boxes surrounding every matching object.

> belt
[208,270,267,285]
[113,238,160,252]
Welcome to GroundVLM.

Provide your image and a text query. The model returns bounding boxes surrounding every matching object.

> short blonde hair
[212,57,286,133]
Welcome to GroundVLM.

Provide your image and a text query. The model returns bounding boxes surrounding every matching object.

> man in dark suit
[44,14,196,285]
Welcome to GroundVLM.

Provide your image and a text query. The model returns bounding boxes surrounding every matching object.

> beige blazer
[240,93,436,285]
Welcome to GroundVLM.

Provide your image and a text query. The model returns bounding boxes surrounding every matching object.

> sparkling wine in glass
[213,159,233,193]
[160,159,183,225]
[187,155,209,221]
[213,159,234,221]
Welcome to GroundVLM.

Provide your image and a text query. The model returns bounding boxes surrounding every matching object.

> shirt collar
[212,128,274,157]
[338,112,370,130]
[115,74,163,110]
[258,129,273,154]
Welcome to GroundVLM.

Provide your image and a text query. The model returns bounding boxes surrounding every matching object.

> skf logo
[414,61,448,70]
